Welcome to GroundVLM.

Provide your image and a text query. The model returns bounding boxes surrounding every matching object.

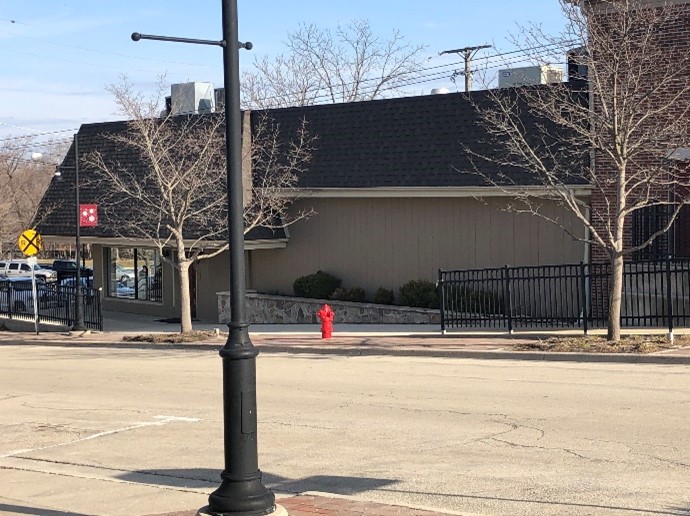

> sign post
[18,229,42,335]
[28,256,40,335]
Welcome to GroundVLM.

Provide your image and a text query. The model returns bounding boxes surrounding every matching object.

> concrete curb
[1,339,689,364]
[256,345,690,364]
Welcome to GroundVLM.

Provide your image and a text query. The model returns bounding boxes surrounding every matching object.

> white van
[0,259,58,283]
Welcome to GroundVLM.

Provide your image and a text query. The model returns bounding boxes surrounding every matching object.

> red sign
[79,204,98,227]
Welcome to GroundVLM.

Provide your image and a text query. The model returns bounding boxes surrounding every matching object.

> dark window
[632,205,669,260]
[104,247,162,303]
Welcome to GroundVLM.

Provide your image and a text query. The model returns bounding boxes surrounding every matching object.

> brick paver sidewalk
[155,494,451,516]
[278,495,450,515]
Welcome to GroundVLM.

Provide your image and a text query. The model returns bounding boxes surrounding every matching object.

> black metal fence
[439,257,690,333]
[0,280,103,331]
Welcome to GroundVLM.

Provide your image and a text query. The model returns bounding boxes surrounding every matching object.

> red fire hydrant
[316,303,335,339]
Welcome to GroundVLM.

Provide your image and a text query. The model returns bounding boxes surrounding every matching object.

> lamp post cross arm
[131,32,252,50]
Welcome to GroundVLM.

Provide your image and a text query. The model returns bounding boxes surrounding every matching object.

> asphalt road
[0,345,688,516]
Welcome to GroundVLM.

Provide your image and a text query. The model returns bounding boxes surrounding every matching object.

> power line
[6,47,216,77]
[0,39,580,142]
[0,139,74,153]
[0,126,78,141]
[244,38,577,108]
[0,27,216,69]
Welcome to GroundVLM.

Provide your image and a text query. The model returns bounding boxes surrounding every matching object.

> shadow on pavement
[117,468,398,496]
[0,503,93,516]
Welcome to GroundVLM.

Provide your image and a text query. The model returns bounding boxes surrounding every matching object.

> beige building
[249,195,586,297]
[36,86,588,322]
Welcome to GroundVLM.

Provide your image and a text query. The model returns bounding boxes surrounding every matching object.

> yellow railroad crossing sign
[18,229,42,257]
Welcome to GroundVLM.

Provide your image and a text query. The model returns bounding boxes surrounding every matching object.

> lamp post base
[198,503,287,516]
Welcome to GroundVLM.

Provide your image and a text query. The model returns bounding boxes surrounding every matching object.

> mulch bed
[516,334,690,353]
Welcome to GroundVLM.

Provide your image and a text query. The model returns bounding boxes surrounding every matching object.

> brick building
[576,0,690,263]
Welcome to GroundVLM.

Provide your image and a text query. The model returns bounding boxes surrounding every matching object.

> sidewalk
[1,311,690,364]
[156,494,455,516]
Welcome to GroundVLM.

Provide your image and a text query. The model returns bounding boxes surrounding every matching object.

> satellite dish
[431,87,451,95]
[30,152,43,162]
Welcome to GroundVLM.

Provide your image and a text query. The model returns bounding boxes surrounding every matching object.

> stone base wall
[217,292,440,325]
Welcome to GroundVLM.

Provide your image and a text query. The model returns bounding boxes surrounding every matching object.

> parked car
[0,259,58,283]
[57,276,98,305]
[50,259,93,278]
[59,276,94,288]
[116,284,135,298]
[0,277,61,313]
[115,264,135,283]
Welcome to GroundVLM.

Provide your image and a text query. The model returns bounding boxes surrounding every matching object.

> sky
[0,0,569,150]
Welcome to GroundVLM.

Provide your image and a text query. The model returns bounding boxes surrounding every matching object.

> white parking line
[0,415,200,459]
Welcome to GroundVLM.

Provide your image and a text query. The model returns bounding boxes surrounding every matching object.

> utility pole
[132,1,278,514]
[439,45,491,92]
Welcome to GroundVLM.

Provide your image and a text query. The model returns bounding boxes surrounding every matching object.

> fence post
[502,266,513,334]
[580,261,588,335]
[7,282,13,320]
[666,255,674,342]
[438,269,446,334]
[97,288,104,331]
[65,287,73,327]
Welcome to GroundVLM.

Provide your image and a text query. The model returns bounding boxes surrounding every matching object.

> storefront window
[106,247,162,302]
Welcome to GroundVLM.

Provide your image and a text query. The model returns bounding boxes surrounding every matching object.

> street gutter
[1,339,689,364]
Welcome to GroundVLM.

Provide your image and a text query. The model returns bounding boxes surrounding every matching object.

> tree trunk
[607,252,624,342]
[176,240,193,334]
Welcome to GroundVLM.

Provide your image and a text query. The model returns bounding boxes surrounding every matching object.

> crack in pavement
[4,455,219,484]
[0,394,27,403]
[486,436,617,463]
[20,402,147,413]
[264,420,339,430]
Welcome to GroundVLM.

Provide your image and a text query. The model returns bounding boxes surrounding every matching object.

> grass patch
[122,331,223,344]
[517,334,690,354]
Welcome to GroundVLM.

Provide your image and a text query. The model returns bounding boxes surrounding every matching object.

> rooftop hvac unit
[498,65,564,88]
[170,82,215,116]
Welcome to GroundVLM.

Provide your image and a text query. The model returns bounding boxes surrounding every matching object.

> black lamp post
[72,134,86,332]
[56,134,86,332]
[132,1,276,515]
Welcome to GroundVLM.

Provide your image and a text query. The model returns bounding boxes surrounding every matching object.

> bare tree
[0,137,61,256]
[467,0,690,341]
[241,19,427,109]
[85,78,313,333]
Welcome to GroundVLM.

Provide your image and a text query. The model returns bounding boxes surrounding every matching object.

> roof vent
[431,87,451,95]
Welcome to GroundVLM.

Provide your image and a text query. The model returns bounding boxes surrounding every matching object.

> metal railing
[0,280,103,331]
[439,257,690,333]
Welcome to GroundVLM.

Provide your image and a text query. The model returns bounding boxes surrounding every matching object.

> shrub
[331,287,367,303]
[330,287,348,301]
[346,287,366,303]
[373,287,395,305]
[399,279,439,309]
[293,270,341,299]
